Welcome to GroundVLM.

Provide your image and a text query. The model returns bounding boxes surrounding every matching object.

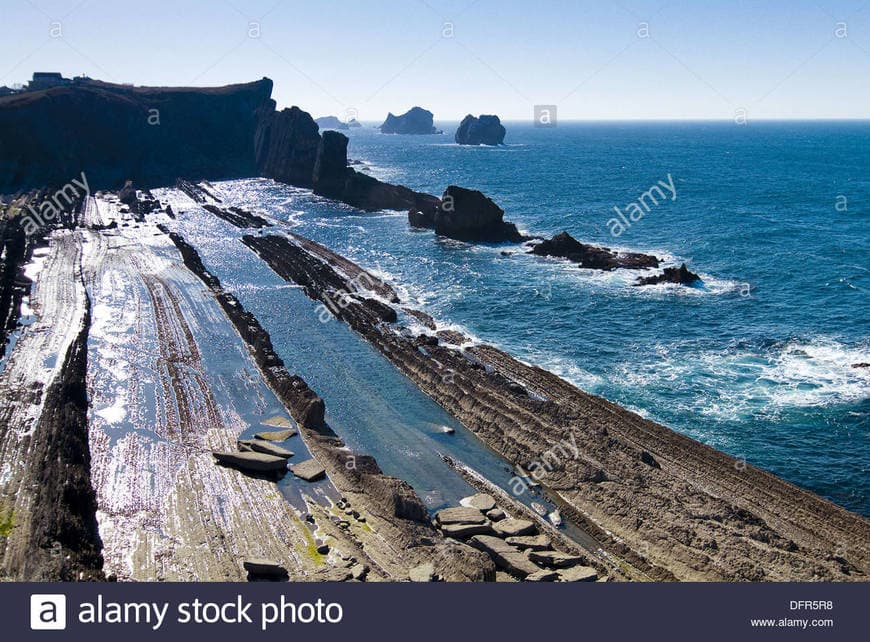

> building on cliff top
[28,72,70,91]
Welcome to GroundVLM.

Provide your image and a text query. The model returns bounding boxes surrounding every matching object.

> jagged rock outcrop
[347,118,362,128]
[0,214,30,351]
[531,231,660,271]
[312,131,350,197]
[0,78,273,192]
[634,263,701,286]
[314,115,349,130]
[411,185,524,243]
[379,107,440,134]
[455,114,506,145]
[255,104,321,188]
[256,105,441,215]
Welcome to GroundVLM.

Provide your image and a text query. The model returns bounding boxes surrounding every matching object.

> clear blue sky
[2,0,869,120]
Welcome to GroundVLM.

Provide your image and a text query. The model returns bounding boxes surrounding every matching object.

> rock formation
[243,231,870,582]
[255,104,321,188]
[634,263,701,286]
[455,114,506,145]
[530,231,660,270]
[256,103,442,215]
[314,115,349,130]
[0,78,273,192]
[379,107,441,134]
[410,186,525,243]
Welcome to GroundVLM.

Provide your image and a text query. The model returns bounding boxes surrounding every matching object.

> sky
[2,0,870,121]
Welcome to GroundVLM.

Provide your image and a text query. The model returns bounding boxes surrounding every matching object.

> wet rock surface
[242,230,870,582]
[412,185,525,243]
[530,231,660,271]
[634,262,702,286]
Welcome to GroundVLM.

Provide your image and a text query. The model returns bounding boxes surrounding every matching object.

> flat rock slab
[529,550,584,569]
[506,534,552,551]
[486,508,506,522]
[238,439,294,458]
[213,451,288,473]
[290,459,327,482]
[435,506,487,525]
[492,518,536,537]
[526,569,559,582]
[243,558,288,578]
[460,493,497,512]
[409,562,435,582]
[469,535,540,578]
[558,566,598,582]
[440,522,494,538]
[255,428,297,441]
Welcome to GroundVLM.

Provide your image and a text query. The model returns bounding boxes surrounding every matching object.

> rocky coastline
[241,230,870,582]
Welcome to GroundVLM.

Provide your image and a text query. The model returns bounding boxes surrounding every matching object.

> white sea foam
[615,337,870,422]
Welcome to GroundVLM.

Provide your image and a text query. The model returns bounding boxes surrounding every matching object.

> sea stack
[379,107,441,134]
[413,185,525,243]
[314,115,349,130]
[455,114,506,145]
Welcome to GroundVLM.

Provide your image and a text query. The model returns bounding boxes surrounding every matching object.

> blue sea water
[185,121,868,517]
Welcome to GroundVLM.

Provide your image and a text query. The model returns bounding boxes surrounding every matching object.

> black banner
[8,582,865,640]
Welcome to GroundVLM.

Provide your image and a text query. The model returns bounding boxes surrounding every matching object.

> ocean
[163,121,869,517]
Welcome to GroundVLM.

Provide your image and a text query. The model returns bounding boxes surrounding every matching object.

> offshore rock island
[0,76,867,582]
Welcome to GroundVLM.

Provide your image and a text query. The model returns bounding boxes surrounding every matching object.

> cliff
[0,79,274,192]
[257,107,441,215]
[0,76,441,218]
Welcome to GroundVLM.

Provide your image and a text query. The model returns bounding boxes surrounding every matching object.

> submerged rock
[531,231,660,271]
[634,263,701,287]
[455,114,506,145]
[379,107,440,134]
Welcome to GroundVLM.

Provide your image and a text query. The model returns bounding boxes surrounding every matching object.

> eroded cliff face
[256,105,441,215]
[0,79,274,192]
